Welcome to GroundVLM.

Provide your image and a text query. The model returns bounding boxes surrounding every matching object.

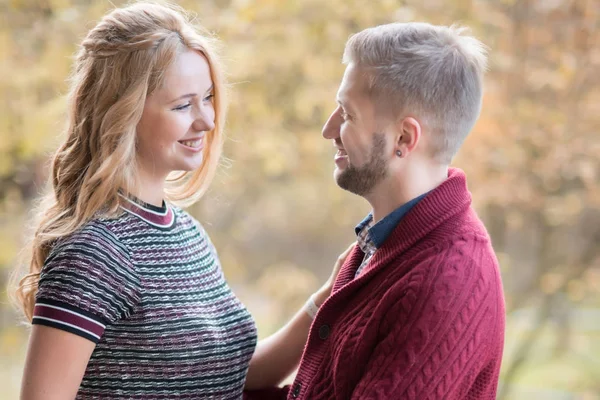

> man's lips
[335,148,348,160]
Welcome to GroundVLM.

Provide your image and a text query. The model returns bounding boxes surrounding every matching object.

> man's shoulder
[422,206,498,269]
[379,229,504,330]
[382,226,501,302]
[410,229,504,323]
[420,229,500,282]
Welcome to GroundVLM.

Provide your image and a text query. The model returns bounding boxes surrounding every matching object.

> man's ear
[394,117,421,158]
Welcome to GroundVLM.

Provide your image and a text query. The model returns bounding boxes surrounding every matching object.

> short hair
[343,22,488,163]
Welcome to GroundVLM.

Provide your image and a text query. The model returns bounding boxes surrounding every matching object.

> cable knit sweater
[245,168,505,399]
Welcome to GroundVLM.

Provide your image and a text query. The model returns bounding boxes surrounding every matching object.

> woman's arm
[244,243,355,390]
[21,325,95,400]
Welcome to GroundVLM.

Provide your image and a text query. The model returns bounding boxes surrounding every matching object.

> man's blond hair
[343,22,488,164]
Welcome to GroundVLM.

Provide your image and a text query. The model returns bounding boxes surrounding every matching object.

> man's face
[322,63,391,196]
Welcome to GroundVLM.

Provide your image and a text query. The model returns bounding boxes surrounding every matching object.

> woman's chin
[176,156,204,173]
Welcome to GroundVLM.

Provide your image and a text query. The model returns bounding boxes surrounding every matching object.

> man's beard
[336,133,388,196]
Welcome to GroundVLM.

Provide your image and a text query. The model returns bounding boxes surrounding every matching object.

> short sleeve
[33,222,140,343]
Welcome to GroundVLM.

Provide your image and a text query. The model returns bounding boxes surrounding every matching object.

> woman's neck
[133,175,166,208]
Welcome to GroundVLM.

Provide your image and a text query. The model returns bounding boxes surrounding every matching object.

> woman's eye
[173,102,192,111]
[204,93,215,102]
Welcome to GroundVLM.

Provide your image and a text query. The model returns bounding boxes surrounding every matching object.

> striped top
[33,195,257,399]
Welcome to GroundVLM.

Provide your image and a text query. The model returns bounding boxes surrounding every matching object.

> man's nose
[322,109,341,140]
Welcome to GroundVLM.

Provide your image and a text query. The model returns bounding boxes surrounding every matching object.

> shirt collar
[119,193,176,229]
[354,192,429,249]
[355,214,376,255]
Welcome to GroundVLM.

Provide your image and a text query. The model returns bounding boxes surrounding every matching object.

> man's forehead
[337,64,370,106]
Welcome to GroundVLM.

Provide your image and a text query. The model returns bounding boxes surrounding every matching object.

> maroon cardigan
[245,168,505,399]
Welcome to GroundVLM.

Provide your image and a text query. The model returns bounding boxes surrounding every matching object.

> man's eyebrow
[337,98,353,112]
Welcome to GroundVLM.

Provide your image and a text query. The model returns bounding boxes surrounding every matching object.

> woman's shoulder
[48,217,130,262]
[37,216,141,332]
[169,205,208,233]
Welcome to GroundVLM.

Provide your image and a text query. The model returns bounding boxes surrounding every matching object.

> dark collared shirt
[354,193,428,278]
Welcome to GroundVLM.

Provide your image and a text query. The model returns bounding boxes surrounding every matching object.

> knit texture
[34,197,257,399]
[245,168,505,400]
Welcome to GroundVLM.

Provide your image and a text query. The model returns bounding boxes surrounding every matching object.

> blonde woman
[13,2,350,399]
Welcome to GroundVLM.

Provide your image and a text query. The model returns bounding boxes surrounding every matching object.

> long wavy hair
[10,1,227,321]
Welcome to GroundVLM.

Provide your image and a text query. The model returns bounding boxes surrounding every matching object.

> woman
[12,2,351,399]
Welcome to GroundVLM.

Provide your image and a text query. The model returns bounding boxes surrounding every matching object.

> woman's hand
[314,242,356,306]
[245,242,357,390]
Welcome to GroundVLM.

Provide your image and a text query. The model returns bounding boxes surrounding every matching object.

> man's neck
[367,164,448,223]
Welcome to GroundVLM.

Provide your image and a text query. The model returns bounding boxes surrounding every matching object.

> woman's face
[136,49,215,180]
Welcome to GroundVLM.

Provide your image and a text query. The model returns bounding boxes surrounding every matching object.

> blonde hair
[10,1,227,321]
[343,22,488,164]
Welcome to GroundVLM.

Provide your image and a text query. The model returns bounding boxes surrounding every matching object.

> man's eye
[173,102,192,111]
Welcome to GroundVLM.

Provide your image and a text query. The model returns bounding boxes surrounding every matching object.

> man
[246,22,505,399]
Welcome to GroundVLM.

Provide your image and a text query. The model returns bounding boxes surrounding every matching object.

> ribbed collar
[119,193,176,229]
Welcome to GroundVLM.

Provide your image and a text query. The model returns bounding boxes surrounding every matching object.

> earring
[396,150,403,157]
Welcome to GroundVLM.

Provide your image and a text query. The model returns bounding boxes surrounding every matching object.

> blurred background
[1,0,599,398]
